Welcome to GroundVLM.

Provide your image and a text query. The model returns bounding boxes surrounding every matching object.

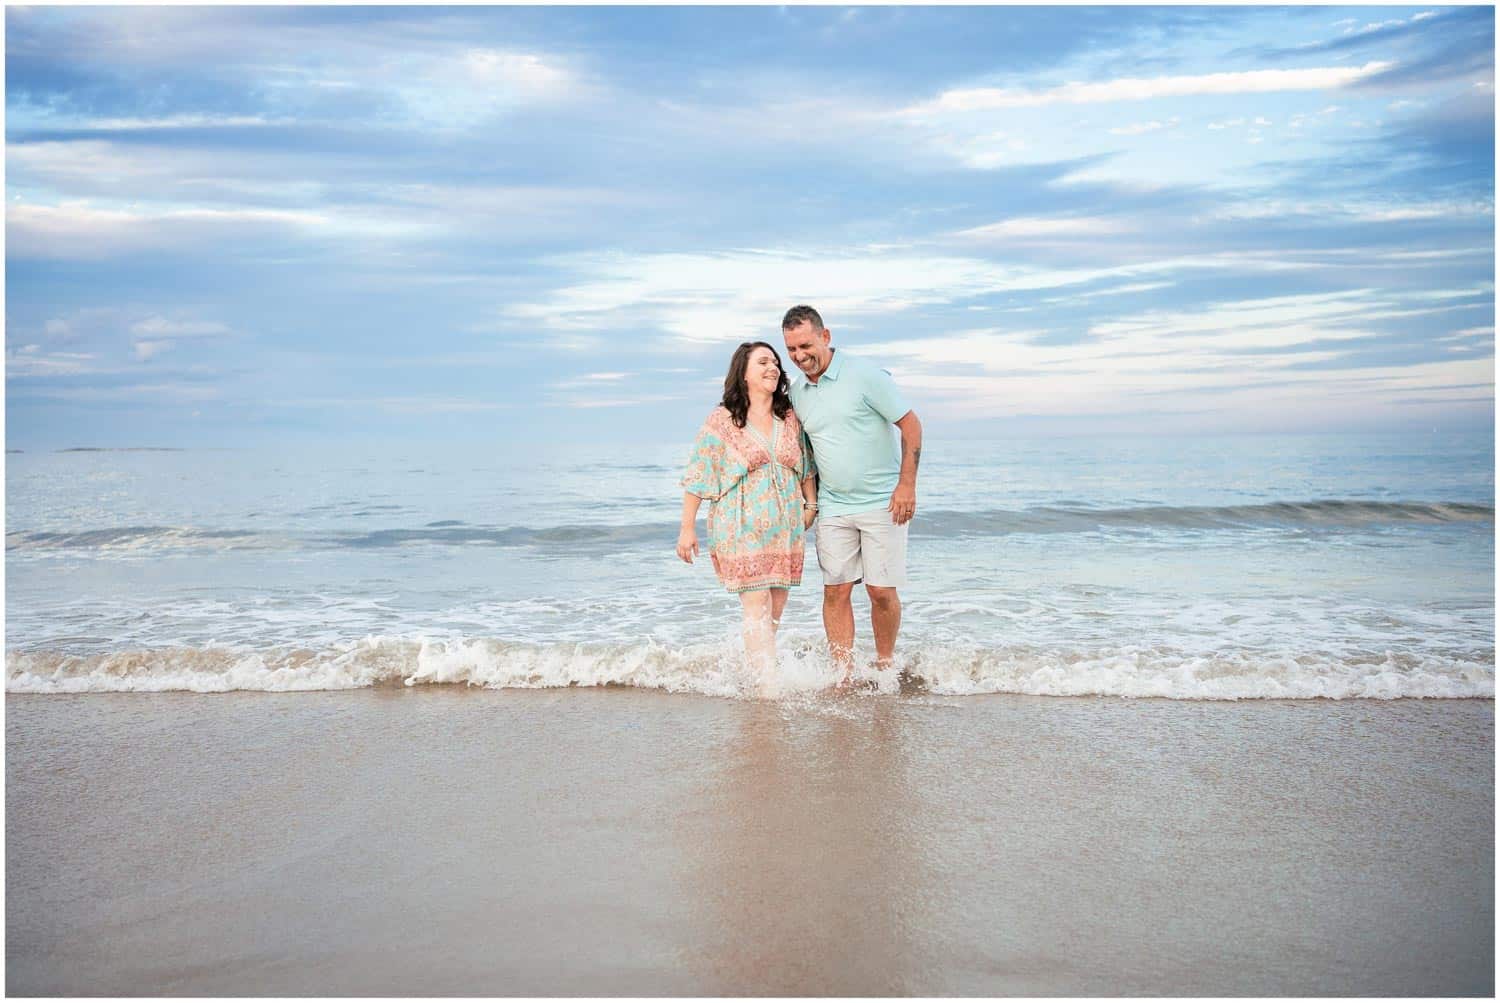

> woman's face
[745,346,781,394]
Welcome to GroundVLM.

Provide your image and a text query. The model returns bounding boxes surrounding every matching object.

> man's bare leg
[866,584,902,669]
[823,582,856,687]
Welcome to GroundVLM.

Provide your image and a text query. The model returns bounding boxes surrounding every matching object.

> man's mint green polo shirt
[788,349,912,518]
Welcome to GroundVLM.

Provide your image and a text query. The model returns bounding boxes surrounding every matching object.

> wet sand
[6,689,1493,996]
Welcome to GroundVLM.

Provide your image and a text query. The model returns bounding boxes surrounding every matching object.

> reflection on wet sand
[679,699,933,995]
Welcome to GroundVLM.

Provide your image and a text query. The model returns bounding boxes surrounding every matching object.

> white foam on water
[7,637,1492,700]
[909,645,1494,699]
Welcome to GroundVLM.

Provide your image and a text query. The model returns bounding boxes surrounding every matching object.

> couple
[675,305,923,695]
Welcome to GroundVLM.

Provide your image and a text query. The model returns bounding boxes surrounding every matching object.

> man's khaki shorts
[814,509,908,588]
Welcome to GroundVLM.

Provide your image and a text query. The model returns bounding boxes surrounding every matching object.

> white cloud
[270,395,514,414]
[6,349,100,376]
[954,216,1128,239]
[844,287,1493,421]
[123,316,233,362]
[1212,196,1494,224]
[17,381,223,403]
[1085,289,1387,348]
[553,393,691,410]
[508,248,1314,345]
[371,396,511,414]
[6,140,345,211]
[396,48,581,128]
[64,114,281,130]
[461,49,572,95]
[7,200,432,259]
[548,371,637,391]
[1109,117,1179,136]
[130,317,231,338]
[1039,281,1174,304]
[902,62,1392,116]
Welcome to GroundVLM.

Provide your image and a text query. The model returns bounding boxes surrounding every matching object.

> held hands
[675,528,699,563]
[889,482,917,525]
[803,504,818,530]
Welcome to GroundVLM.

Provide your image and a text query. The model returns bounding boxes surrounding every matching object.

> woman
[677,341,818,696]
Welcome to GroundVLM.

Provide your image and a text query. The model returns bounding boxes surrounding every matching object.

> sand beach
[6,688,1492,996]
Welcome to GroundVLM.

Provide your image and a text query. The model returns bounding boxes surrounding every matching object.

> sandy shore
[6,688,1493,996]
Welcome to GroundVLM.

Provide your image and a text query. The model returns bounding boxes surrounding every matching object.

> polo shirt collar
[812,348,845,385]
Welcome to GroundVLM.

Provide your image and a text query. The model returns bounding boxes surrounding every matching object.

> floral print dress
[680,406,817,593]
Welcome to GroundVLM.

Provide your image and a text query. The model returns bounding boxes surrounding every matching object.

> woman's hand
[802,505,817,530]
[676,528,699,563]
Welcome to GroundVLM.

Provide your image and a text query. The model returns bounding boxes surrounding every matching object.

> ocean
[5,430,1494,699]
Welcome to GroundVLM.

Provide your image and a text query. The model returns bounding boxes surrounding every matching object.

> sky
[5,4,1495,449]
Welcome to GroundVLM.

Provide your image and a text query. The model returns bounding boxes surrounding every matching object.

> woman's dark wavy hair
[721,341,792,429]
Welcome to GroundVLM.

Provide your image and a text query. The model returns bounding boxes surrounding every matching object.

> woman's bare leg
[739,589,777,697]
[769,587,789,636]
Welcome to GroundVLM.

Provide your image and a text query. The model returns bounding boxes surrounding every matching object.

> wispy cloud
[1110,117,1180,136]
[902,62,1392,116]
[954,216,1129,240]
[852,284,1493,421]
[5,346,101,377]
[129,317,231,338]
[7,201,433,259]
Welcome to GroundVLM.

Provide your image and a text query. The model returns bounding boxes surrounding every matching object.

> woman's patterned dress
[680,406,817,593]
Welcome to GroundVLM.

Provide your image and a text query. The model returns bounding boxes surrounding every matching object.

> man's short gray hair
[781,305,824,332]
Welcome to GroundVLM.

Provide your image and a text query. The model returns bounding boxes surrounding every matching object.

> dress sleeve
[681,422,734,501]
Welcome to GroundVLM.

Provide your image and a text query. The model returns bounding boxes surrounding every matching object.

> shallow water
[6,431,1494,698]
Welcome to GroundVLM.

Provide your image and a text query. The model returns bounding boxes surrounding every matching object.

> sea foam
[7,637,1492,700]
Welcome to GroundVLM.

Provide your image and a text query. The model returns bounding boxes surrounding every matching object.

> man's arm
[888,410,922,525]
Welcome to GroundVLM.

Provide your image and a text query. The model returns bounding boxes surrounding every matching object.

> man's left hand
[889,482,916,525]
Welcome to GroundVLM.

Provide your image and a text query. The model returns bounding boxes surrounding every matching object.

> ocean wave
[931,500,1495,534]
[6,500,1492,554]
[5,526,266,551]
[7,637,1492,700]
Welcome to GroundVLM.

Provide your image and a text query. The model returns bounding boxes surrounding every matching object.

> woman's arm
[800,475,818,529]
[676,492,702,563]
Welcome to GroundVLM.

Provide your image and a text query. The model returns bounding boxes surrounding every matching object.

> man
[782,304,922,687]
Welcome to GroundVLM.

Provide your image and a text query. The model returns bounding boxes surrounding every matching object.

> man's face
[783,321,833,380]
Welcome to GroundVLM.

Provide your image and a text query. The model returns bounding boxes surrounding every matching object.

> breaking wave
[7,637,1492,700]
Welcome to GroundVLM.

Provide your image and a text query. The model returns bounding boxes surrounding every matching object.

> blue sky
[5,4,1494,449]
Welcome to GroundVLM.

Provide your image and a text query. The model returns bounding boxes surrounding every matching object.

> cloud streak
[903,61,1393,116]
